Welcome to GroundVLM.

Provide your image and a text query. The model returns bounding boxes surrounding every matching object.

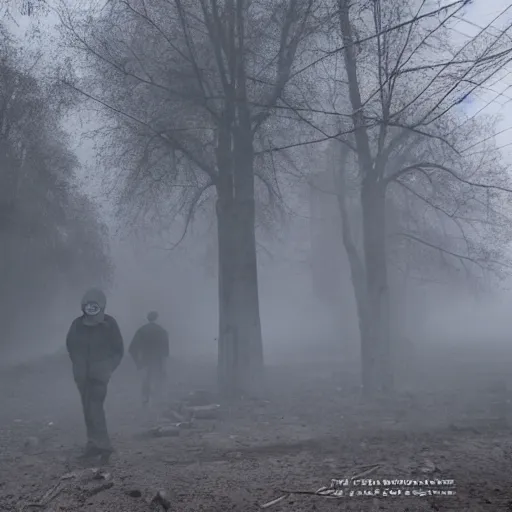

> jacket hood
[81,288,107,326]
[81,288,107,310]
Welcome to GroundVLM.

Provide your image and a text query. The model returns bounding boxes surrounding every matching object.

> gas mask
[84,302,101,316]
[80,288,107,326]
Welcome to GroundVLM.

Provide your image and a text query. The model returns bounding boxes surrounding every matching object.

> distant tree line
[0,27,111,350]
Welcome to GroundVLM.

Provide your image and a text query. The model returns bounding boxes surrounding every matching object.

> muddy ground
[1,344,512,511]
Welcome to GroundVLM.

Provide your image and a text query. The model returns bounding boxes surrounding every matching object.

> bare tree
[328,0,512,396]
[57,0,318,397]
[1,0,48,20]
[0,32,111,351]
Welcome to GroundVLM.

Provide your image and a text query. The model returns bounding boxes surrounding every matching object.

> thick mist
[6,207,356,367]
[7,174,512,371]
[3,1,512,510]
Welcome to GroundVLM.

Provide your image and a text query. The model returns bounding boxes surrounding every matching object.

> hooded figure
[81,288,106,326]
[66,288,124,461]
[129,311,169,406]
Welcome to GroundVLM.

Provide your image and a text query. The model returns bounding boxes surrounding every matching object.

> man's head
[147,311,158,323]
[81,288,107,325]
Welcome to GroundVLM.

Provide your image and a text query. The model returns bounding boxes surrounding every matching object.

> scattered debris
[150,425,181,438]
[24,480,65,509]
[60,468,106,482]
[150,490,171,511]
[60,471,78,481]
[176,421,193,429]
[349,464,381,481]
[260,494,290,509]
[164,393,220,422]
[23,467,115,510]
[184,404,221,420]
[92,469,111,481]
[86,480,114,497]
[420,459,437,474]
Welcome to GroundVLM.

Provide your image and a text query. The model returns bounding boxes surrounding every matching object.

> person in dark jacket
[66,288,124,461]
[129,311,169,406]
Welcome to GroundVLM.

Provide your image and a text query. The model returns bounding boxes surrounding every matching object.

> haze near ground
[2,254,512,511]
[3,0,512,511]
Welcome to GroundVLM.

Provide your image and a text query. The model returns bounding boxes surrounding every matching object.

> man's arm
[66,320,86,384]
[108,317,124,371]
[162,329,170,358]
[66,320,78,362]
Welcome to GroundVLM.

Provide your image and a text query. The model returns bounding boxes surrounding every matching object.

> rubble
[420,458,437,474]
[150,426,181,438]
[150,490,171,511]
[183,404,221,420]
[22,468,115,510]
[91,469,111,481]
[260,494,289,509]
[86,480,114,497]
[175,421,193,429]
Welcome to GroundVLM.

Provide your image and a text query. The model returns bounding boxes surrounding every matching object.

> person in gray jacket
[129,311,169,406]
[66,288,124,461]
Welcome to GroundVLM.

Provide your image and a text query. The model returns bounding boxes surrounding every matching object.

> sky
[451,0,512,157]
[4,0,512,212]
[8,0,512,188]
[3,0,512,356]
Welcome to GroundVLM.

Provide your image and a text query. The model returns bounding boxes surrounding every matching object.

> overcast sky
[5,0,512,210]
[452,0,512,156]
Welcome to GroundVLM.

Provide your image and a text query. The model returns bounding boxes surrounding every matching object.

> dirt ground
[1,344,512,511]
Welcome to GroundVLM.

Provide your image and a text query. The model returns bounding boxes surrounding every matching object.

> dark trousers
[142,363,165,405]
[77,379,112,452]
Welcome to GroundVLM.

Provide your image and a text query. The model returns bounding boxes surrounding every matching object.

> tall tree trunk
[361,178,393,396]
[216,195,238,398]
[232,124,264,396]
[333,148,368,386]
[216,125,264,399]
[231,195,264,395]
[338,0,393,397]
[216,197,263,398]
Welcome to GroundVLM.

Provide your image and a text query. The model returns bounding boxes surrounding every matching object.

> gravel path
[1,348,512,511]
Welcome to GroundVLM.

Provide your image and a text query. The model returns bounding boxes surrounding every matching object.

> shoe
[77,446,102,460]
[98,446,114,464]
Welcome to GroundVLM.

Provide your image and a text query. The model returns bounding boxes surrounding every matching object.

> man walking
[129,311,169,407]
[66,288,124,462]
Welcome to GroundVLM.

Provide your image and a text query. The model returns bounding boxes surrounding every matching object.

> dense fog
[2,1,512,510]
